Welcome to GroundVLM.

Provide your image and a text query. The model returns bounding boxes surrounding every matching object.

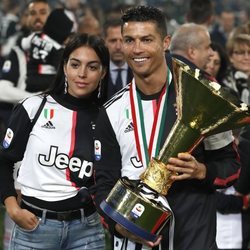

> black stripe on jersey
[104,85,130,109]
[66,108,95,187]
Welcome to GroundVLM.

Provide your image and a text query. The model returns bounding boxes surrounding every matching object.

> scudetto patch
[3,128,14,148]
[2,60,11,73]
[94,140,101,161]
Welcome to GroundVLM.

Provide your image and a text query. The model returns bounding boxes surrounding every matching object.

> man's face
[27,2,50,32]
[122,21,169,78]
[192,31,213,70]
[105,26,125,66]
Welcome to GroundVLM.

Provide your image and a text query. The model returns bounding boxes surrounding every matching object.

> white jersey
[0,94,98,203]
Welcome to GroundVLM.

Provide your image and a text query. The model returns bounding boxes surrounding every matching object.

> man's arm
[0,47,36,104]
[93,107,122,233]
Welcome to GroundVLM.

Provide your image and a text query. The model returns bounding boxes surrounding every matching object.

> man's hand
[167,152,206,181]
[115,223,162,247]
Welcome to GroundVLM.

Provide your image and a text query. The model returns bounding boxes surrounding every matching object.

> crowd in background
[0,0,250,249]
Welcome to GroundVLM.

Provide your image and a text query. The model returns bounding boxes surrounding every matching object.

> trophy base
[100,177,171,242]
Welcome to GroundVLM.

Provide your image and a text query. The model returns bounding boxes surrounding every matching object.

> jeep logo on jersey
[38,146,93,179]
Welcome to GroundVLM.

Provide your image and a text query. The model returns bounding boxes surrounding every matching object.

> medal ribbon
[130,70,170,167]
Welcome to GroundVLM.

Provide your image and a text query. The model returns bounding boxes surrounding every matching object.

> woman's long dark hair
[47,33,110,105]
[210,42,229,83]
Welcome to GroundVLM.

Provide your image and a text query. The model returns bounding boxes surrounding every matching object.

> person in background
[0,0,51,126]
[204,42,229,83]
[78,14,102,36]
[222,34,250,104]
[236,125,250,249]
[169,21,241,250]
[0,0,20,57]
[21,8,74,93]
[103,18,133,100]
[94,6,240,250]
[211,8,236,48]
[0,32,109,249]
[58,0,83,32]
[185,0,214,27]
[204,42,248,250]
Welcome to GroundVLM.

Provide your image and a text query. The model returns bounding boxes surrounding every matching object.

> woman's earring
[98,79,102,99]
[64,76,68,94]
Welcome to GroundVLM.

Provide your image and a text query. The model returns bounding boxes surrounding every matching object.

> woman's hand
[5,196,39,230]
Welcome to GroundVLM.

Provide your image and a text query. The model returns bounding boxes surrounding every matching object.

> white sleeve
[0,80,39,103]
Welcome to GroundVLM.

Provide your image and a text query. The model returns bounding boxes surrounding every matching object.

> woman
[204,42,229,83]
[0,33,109,249]
[222,34,250,103]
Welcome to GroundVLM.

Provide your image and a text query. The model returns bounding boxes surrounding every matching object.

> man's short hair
[103,18,122,37]
[121,6,168,38]
[169,23,208,53]
[186,0,213,24]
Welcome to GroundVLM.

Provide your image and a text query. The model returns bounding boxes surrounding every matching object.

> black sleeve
[215,191,243,214]
[235,125,250,194]
[0,49,20,86]
[195,141,241,190]
[50,48,63,69]
[93,107,122,236]
[0,102,32,203]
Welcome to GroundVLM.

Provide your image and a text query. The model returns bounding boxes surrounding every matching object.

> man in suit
[103,18,133,99]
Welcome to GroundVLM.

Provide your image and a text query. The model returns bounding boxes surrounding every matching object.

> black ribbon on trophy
[100,58,250,247]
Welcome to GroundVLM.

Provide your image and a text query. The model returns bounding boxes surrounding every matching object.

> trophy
[100,58,250,242]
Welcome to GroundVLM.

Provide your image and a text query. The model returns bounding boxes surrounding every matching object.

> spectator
[204,42,246,250]
[21,8,74,93]
[222,34,250,104]
[78,14,102,36]
[211,8,236,48]
[204,42,229,83]
[186,0,214,27]
[0,0,51,129]
[235,125,250,249]
[103,18,133,99]
[0,0,20,57]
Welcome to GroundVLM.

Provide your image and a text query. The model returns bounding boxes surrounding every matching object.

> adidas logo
[124,122,134,133]
[42,121,55,129]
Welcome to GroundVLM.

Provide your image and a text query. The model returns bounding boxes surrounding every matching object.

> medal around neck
[100,58,250,242]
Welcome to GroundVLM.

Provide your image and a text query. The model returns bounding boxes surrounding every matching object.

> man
[169,23,213,72]
[210,8,236,48]
[169,22,242,248]
[186,0,214,27]
[103,18,133,99]
[0,0,50,124]
[94,6,240,250]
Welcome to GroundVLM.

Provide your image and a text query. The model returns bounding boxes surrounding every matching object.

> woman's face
[204,50,221,78]
[230,43,250,75]
[64,46,106,98]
